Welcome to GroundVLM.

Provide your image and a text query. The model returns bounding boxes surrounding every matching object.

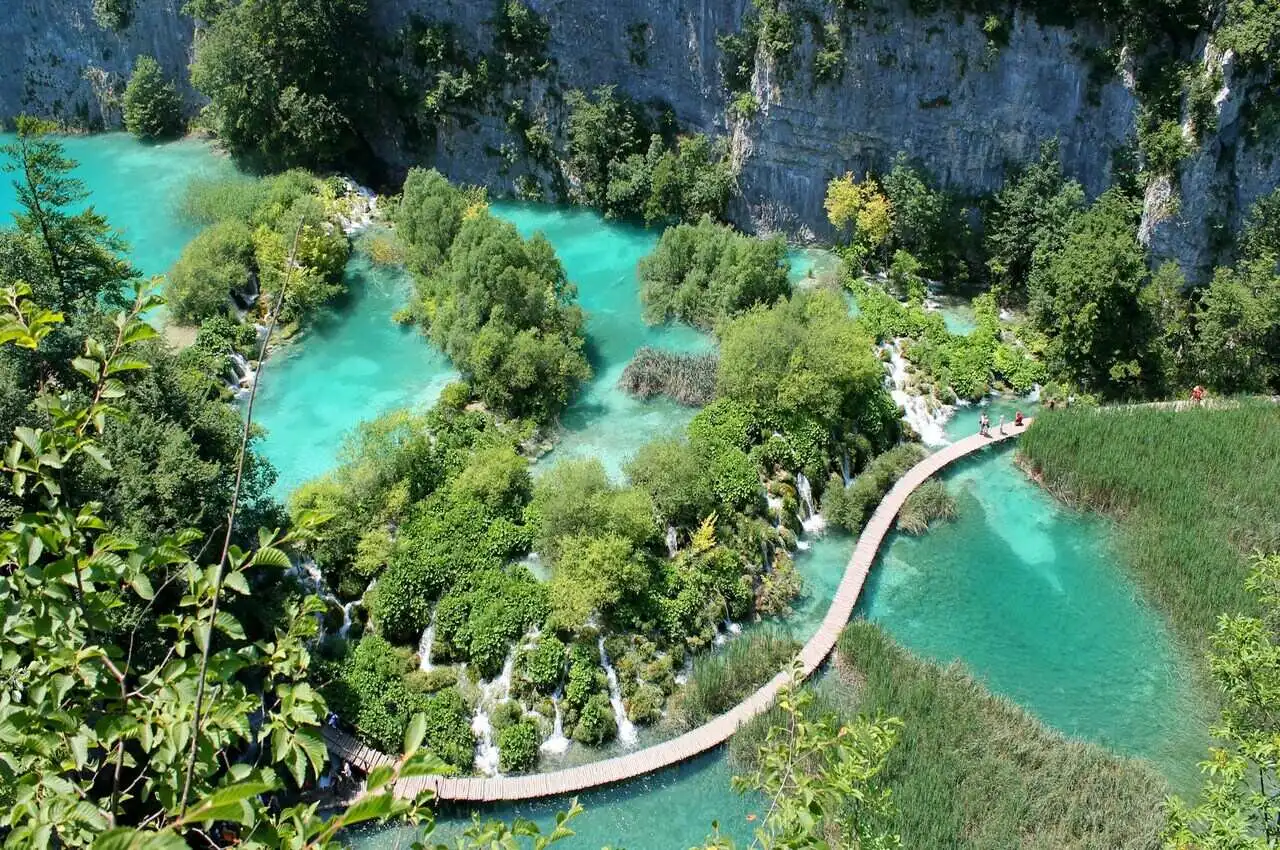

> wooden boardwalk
[322,420,1032,801]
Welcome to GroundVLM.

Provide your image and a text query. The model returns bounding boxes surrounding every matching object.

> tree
[565,86,648,208]
[825,173,893,265]
[985,140,1086,306]
[164,219,254,323]
[1163,553,1280,849]
[189,0,373,169]
[414,211,590,422]
[548,533,650,629]
[394,167,469,275]
[122,55,183,140]
[882,154,948,279]
[1,117,136,313]
[638,216,791,330]
[1027,189,1160,397]
[1188,256,1280,393]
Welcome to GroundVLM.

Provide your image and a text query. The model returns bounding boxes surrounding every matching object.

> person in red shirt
[1014,410,1024,427]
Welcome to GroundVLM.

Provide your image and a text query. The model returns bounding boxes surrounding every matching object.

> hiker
[1014,410,1024,427]
[998,414,1006,435]
[978,413,990,437]
[1191,385,1205,405]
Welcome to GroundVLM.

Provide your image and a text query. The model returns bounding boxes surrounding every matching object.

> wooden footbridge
[322,420,1032,801]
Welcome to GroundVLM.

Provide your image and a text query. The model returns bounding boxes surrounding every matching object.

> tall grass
[896,477,956,534]
[731,622,1166,849]
[1020,404,1280,653]
[617,347,719,406]
[676,630,799,727]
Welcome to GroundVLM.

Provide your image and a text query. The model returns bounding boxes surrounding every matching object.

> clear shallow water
[251,252,459,496]
[347,749,758,850]
[0,133,236,280]
[859,446,1207,791]
[492,202,714,480]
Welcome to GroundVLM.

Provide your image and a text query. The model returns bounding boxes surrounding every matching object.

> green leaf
[128,573,155,601]
[213,610,245,639]
[404,712,426,756]
[223,571,250,595]
[81,442,112,471]
[335,792,396,826]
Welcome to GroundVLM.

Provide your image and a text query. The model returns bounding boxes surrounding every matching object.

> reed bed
[896,478,957,534]
[736,623,1167,849]
[1019,403,1280,651]
[675,630,799,727]
[617,347,718,406]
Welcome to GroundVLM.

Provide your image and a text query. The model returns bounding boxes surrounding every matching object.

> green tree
[1163,553,1280,849]
[565,86,648,208]
[1188,256,1280,393]
[394,167,470,274]
[549,534,652,630]
[638,216,791,330]
[164,219,254,323]
[1,116,136,313]
[122,55,183,140]
[414,211,590,421]
[189,0,373,169]
[527,458,657,559]
[984,140,1085,306]
[882,154,948,279]
[1027,189,1161,396]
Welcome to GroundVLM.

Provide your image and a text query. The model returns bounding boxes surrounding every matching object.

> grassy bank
[1019,404,1280,652]
[734,622,1167,849]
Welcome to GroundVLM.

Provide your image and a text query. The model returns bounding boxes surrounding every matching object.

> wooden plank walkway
[322,420,1032,801]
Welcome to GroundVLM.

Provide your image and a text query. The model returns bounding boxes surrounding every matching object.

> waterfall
[841,446,852,486]
[665,525,678,558]
[337,178,379,235]
[539,687,570,756]
[882,341,953,447]
[337,601,356,639]
[418,606,438,671]
[227,352,257,399]
[597,637,638,746]
[761,540,772,574]
[287,560,324,594]
[471,647,518,776]
[795,473,826,536]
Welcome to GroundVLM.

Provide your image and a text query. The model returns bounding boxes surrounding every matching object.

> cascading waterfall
[227,352,257,399]
[539,686,570,756]
[665,525,678,558]
[795,473,826,536]
[471,647,518,776]
[597,637,638,746]
[337,600,356,639]
[883,341,952,446]
[841,445,852,486]
[418,605,438,671]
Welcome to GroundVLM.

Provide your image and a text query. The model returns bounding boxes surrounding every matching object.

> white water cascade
[539,687,571,756]
[841,445,852,486]
[597,637,638,746]
[883,341,953,446]
[227,353,257,399]
[417,606,438,671]
[471,648,518,776]
[665,525,679,558]
[337,178,379,235]
[795,473,826,536]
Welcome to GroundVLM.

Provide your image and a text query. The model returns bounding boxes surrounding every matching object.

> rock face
[0,0,196,129]
[1,0,1275,276]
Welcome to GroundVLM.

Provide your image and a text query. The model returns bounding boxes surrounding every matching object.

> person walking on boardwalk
[1014,410,1024,427]
[978,412,990,437]
[998,414,1006,435]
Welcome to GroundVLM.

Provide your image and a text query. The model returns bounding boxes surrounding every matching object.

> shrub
[1139,119,1192,177]
[617,347,719,405]
[822,443,927,532]
[520,635,567,694]
[627,681,666,724]
[420,686,476,770]
[639,216,790,330]
[92,0,133,30]
[164,220,254,324]
[572,693,618,744]
[498,720,541,772]
[122,56,182,139]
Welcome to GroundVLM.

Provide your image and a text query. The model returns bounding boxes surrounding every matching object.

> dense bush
[122,56,182,139]
[393,168,470,275]
[411,209,590,422]
[822,443,927,532]
[497,720,541,772]
[164,220,254,324]
[617,347,718,405]
[519,634,567,694]
[572,693,619,744]
[639,217,790,330]
[566,87,734,222]
[527,458,657,560]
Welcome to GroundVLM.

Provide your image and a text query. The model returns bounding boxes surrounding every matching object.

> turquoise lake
[0,134,1208,847]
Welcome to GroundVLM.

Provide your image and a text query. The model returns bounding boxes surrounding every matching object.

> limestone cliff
[1,0,1276,277]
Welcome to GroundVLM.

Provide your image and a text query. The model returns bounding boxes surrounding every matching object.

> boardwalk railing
[322,421,1032,801]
